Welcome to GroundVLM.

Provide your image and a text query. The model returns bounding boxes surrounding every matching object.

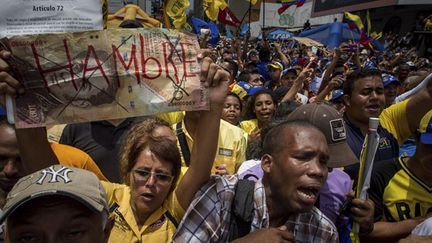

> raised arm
[0,50,59,173]
[176,55,229,209]
[318,48,340,94]
[406,72,432,134]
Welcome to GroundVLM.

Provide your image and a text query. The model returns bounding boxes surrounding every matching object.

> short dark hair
[262,120,319,157]
[226,92,243,112]
[343,68,382,96]
[237,70,251,83]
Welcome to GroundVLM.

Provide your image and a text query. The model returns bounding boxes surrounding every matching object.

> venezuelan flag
[277,0,305,15]
[343,12,365,33]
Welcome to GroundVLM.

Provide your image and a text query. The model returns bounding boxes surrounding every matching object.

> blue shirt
[256,60,270,81]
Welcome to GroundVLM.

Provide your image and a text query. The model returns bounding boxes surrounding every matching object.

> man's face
[269,68,281,82]
[0,125,25,192]
[248,73,263,87]
[6,196,111,243]
[344,76,385,124]
[129,147,174,216]
[222,95,241,125]
[262,126,329,214]
[384,83,399,106]
[281,72,297,88]
[249,54,258,62]
[397,65,410,82]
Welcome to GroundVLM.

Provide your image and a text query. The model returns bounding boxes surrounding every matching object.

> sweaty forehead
[354,75,383,89]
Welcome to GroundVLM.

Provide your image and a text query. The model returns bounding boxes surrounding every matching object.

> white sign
[259,1,342,29]
[0,0,103,37]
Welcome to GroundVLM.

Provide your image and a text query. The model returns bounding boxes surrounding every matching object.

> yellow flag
[248,0,258,5]
[165,0,190,29]
[203,0,228,21]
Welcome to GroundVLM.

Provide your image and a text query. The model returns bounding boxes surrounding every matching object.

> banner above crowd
[2,28,206,128]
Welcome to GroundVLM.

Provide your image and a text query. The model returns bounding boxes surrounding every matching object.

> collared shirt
[173,175,338,243]
[174,119,247,174]
[343,99,411,182]
[101,181,185,243]
[239,118,259,135]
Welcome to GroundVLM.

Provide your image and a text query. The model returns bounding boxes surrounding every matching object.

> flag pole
[248,0,252,27]
[263,0,266,29]
[163,0,171,29]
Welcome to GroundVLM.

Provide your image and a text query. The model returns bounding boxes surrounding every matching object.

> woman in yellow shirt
[102,58,228,243]
[240,89,276,142]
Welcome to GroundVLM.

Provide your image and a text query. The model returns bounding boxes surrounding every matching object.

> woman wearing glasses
[100,57,230,243]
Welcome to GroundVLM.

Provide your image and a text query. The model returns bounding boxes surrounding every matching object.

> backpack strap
[228,179,256,241]
[164,211,179,228]
[175,122,191,166]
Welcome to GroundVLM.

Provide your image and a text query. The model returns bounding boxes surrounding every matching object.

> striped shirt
[173,175,338,243]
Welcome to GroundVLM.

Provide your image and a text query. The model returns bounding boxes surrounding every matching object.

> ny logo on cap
[36,166,73,185]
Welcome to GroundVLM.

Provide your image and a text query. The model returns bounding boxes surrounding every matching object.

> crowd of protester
[0,9,432,243]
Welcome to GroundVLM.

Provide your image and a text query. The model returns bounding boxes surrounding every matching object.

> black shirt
[60,117,146,182]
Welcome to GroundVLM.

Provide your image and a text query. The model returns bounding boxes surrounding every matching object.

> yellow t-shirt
[101,181,185,243]
[52,143,107,181]
[379,99,411,145]
[158,111,185,126]
[239,119,259,135]
[173,119,247,174]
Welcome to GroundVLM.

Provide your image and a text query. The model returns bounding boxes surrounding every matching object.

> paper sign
[2,28,206,128]
[0,0,103,37]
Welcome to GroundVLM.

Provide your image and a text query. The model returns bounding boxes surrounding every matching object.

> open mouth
[140,192,155,201]
[366,104,381,112]
[297,186,319,205]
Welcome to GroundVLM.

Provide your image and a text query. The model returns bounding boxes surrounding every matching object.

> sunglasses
[133,169,174,185]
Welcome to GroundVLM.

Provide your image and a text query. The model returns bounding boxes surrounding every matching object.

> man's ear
[342,94,351,107]
[261,154,274,173]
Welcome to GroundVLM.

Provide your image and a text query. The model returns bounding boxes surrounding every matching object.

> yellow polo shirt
[173,119,247,174]
[239,119,259,135]
[101,181,185,243]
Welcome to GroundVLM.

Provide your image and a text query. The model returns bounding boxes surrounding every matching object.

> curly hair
[243,89,276,120]
[119,117,181,188]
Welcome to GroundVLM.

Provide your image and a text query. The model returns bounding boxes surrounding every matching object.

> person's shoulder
[380,98,409,120]
[220,120,246,135]
[50,143,90,160]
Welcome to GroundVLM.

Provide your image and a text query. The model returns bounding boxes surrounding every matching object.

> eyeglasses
[133,169,174,185]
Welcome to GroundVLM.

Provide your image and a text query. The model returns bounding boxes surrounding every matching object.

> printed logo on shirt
[112,209,130,232]
[148,215,167,231]
[329,119,346,142]
[219,148,233,157]
[379,137,392,150]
